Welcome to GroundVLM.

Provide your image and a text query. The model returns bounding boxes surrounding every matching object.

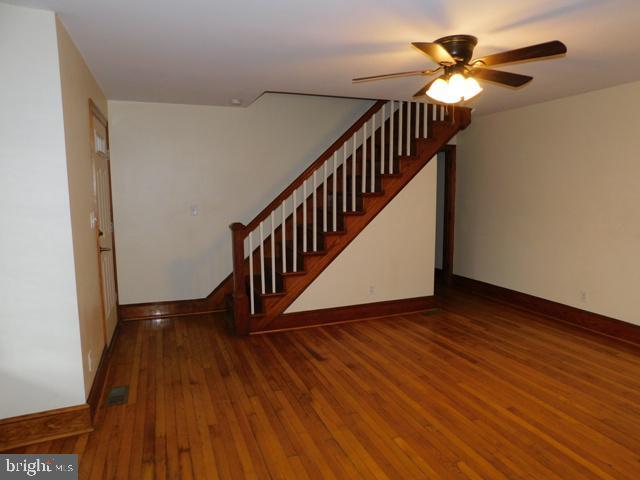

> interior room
[1,0,640,478]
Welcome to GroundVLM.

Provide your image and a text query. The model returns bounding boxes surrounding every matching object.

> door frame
[89,99,120,343]
[437,144,456,286]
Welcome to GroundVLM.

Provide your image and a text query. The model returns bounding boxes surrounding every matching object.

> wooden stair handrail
[241,100,386,235]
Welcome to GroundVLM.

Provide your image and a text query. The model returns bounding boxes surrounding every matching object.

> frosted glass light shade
[425,73,483,104]
[462,77,482,100]
[426,77,460,104]
[448,74,466,95]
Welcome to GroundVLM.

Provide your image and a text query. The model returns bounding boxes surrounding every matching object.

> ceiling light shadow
[490,0,605,33]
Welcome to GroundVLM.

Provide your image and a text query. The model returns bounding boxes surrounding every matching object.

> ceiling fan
[353,35,567,104]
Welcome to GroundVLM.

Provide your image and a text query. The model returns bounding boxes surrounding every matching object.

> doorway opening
[435,145,456,287]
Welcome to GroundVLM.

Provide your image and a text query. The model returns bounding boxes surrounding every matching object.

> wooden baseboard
[257,296,437,333]
[0,319,121,451]
[451,274,640,346]
[0,404,92,452]
[118,273,232,321]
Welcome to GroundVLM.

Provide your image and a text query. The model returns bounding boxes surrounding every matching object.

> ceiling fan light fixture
[426,73,483,104]
[354,37,565,103]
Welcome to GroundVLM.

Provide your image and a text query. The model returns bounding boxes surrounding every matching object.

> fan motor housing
[435,35,478,64]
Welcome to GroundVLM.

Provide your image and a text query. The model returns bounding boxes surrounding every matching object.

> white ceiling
[8,0,640,114]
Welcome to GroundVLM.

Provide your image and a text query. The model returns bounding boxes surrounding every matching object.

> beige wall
[108,95,372,304]
[287,159,437,312]
[0,4,85,418]
[56,18,109,395]
[456,81,640,326]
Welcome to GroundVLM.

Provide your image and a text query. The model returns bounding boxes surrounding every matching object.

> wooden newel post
[229,222,250,335]
[458,106,472,130]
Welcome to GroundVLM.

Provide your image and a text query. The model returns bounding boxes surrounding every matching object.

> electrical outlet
[87,350,93,372]
[579,290,588,303]
[190,205,199,216]
[368,285,375,296]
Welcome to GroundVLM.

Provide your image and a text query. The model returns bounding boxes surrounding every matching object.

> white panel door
[92,107,118,344]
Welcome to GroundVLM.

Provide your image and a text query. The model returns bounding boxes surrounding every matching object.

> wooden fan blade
[472,68,533,87]
[412,42,455,65]
[352,70,429,83]
[413,77,440,97]
[474,40,567,67]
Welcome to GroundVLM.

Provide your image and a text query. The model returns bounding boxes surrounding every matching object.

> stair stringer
[249,114,470,332]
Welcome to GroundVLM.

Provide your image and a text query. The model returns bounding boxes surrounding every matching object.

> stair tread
[281,270,307,277]
[259,291,286,298]
[302,249,326,256]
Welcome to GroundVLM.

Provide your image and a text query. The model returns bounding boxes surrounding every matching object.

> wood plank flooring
[9,290,640,479]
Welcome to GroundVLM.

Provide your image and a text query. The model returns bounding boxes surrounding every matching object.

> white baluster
[433,103,437,122]
[270,211,276,293]
[333,151,337,231]
[259,222,265,294]
[415,101,419,139]
[362,121,367,193]
[323,163,327,233]
[389,100,394,174]
[398,101,403,156]
[249,232,255,314]
[281,200,286,273]
[371,111,375,192]
[313,170,317,251]
[423,102,428,138]
[406,102,411,155]
[381,103,386,174]
[342,142,347,214]
[440,104,445,121]
[302,180,307,252]
[352,132,356,211]
[293,189,297,271]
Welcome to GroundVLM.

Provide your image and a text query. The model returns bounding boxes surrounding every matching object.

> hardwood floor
[9,290,640,479]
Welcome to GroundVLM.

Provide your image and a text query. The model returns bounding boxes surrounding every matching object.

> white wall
[287,160,437,312]
[0,4,85,418]
[456,81,640,326]
[108,95,372,304]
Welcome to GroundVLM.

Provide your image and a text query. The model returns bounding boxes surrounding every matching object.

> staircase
[229,99,471,334]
